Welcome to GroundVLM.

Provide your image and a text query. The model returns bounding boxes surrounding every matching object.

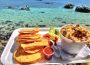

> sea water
[0,0,90,27]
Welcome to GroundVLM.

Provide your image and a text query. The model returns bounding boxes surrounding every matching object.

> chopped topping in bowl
[61,24,90,44]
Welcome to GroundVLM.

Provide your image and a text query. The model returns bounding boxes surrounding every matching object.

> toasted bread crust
[20,38,48,49]
[19,28,40,34]
[18,34,41,39]
[24,46,44,53]
[13,47,44,64]
[16,33,42,43]
[16,37,42,43]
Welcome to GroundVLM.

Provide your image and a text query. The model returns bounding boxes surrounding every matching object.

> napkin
[53,42,90,61]
[75,44,90,60]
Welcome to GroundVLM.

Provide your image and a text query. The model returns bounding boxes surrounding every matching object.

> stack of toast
[13,28,49,64]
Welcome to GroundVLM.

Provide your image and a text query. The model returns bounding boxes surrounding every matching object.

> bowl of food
[60,24,90,54]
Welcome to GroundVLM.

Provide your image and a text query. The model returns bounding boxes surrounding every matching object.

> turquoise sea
[0,0,90,27]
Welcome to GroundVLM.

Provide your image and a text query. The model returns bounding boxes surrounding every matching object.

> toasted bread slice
[20,38,48,49]
[13,47,44,64]
[16,37,42,43]
[24,49,40,54]
[18,34,41,39]
[19,28,40,34]
[24,46,44,53]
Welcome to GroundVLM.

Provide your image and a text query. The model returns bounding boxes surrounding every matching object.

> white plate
[1,28,90,65]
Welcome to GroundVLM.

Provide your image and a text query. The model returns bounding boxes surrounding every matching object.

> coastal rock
[40,20,43,22]
[71,22,74,24]
[1,40,7,46]
[0,26,4,30]
[0,34,5,40]
[0,43,4,56]
[0,21,5,24]
[64,3,74,9]
[40,12,45,13]
[62,21,67,24]
[38,25,46,27]
[14,22,21,26]
[0,30,12,40]
[25,24,29,27]
[5,20,12,24]
[10,26,15,30]
[85,24,90,26]
[6,32,12,39]
[75,6,90,13]
[44,2,54,4]
[20,5,30,11]
[18,21,24,23]
[1,35,8,40]
[7,6,14,9]
[14,21,25,27]
[7,23,13,26]
[59,25,64,27]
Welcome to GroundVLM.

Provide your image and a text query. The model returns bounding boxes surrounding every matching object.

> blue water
[0,0,90,27]
[0,0,90,8]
